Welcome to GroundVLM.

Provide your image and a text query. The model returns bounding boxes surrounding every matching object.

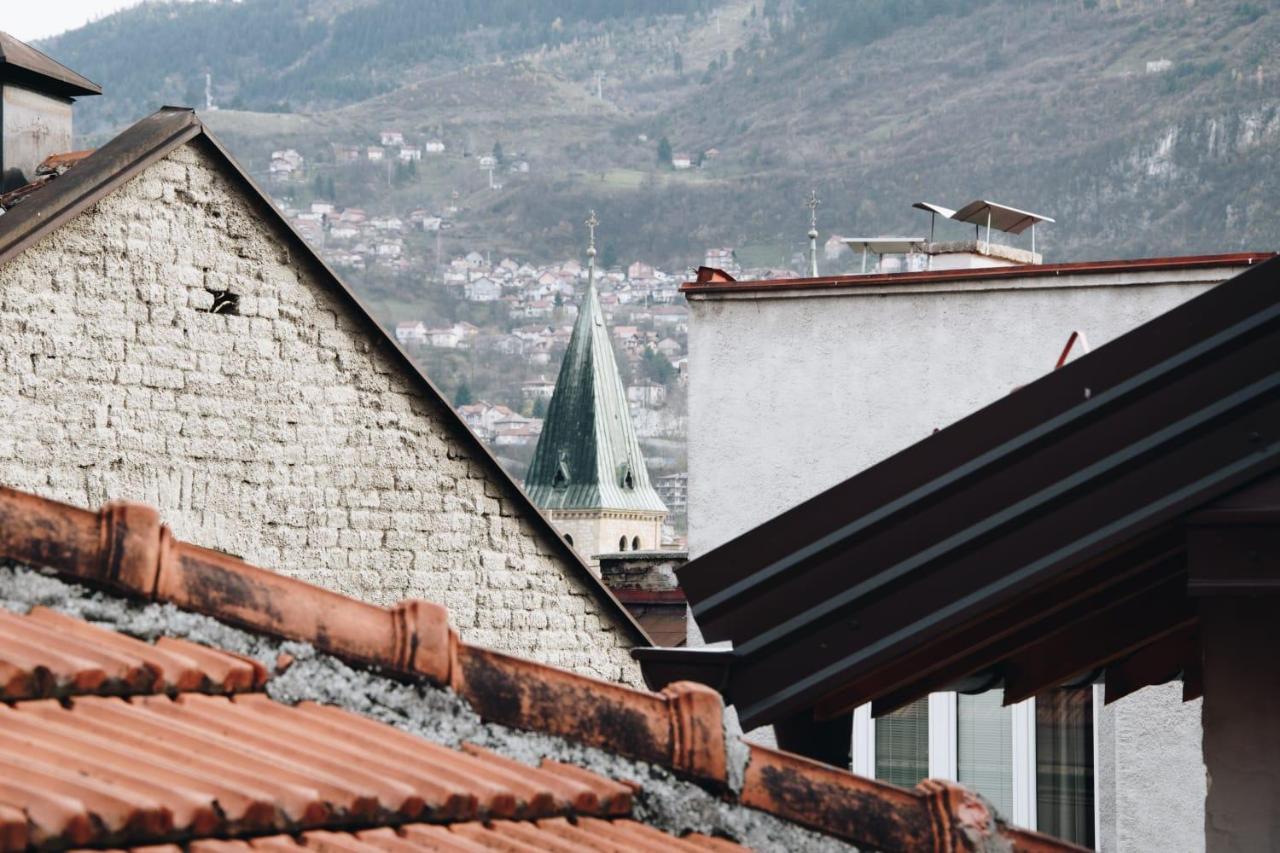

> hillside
[40,0,1280,268]
[46,0,711,134]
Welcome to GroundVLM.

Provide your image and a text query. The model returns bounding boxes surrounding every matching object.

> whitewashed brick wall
[0,141,643,684]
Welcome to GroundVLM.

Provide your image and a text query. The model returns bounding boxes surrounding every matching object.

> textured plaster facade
[0,140,642,685]
[685,264,1255,847]
[1201,598,1280,853]
[1098,684,1205,853]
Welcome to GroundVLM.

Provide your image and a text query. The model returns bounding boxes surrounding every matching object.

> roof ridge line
[0,485,1082,852]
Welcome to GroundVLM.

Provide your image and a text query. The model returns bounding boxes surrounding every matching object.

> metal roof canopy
[911,202,955,243]
[950,199,1053,235]
[911,202,956,219]
[0,32,101,98]
[843,237,927,274]
[652,255,1280,731]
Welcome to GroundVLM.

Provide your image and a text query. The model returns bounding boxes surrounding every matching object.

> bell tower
[525,212,668,568]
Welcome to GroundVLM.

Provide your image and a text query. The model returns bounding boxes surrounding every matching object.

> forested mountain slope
[41,0,1279,267]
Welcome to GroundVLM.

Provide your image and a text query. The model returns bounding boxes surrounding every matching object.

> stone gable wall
[0,141,642,684]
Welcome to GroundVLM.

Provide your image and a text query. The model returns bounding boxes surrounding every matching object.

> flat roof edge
[680,253,1276,297]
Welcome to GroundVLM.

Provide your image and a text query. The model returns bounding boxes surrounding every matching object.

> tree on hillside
[657,136,673,167]
[640,348,676,385]
[599,241,618,268]
[313,173,336,198]
[673,51,684,74]
[454,381,473,406]
[492,141,505,165]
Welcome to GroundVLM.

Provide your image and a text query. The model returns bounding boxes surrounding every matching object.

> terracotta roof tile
[0,608,264,699]
[152,637,268,691]
[530,759,633,816]
[0,693,670,851]
[398,824,492,852]
[0,805,25,852]
[71,821,748,853]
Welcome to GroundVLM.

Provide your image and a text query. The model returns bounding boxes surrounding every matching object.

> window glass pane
[1036,688,1095,847]
[875,697,929,787]
[957,690,1013,818]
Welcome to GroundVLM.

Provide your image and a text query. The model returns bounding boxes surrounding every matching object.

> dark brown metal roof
[0,108,201,264]
[681,252,1274,297]
[0,31,101,98]
[0,106,649,648]
[656,256,1280,728]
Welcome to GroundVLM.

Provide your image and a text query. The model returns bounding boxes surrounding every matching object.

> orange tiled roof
[0,485,1083,853]
[97,821,739,853]
[0,693,651,849]
[0,607,265,699]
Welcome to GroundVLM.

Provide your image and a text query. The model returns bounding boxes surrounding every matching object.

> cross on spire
[585,210,599,253]
[806,189,821,230]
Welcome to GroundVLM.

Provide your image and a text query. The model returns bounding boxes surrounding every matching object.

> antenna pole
[1031,222,1037,257]
[805,189,820,278]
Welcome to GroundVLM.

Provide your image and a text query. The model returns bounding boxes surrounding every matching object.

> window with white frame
[853,686,1099,848]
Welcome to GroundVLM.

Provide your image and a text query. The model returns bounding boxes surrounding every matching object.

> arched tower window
[564,533,574,545]
[619,536,628,551]
[632,536,641,551]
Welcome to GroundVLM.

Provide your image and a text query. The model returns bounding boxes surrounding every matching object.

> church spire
[524,213,667,524]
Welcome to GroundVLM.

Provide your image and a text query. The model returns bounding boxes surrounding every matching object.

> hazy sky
[8,0,150,42]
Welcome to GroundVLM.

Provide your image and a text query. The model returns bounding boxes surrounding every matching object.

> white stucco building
[682,251,1272,850]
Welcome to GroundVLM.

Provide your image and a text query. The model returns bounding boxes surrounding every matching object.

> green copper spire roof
[525,213,667,514]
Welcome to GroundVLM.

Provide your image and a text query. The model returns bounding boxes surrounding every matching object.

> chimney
[0,32,100,192]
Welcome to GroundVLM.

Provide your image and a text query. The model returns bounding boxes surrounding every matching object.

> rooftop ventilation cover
[949,200,1054,235]
[947,199,1054,255]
